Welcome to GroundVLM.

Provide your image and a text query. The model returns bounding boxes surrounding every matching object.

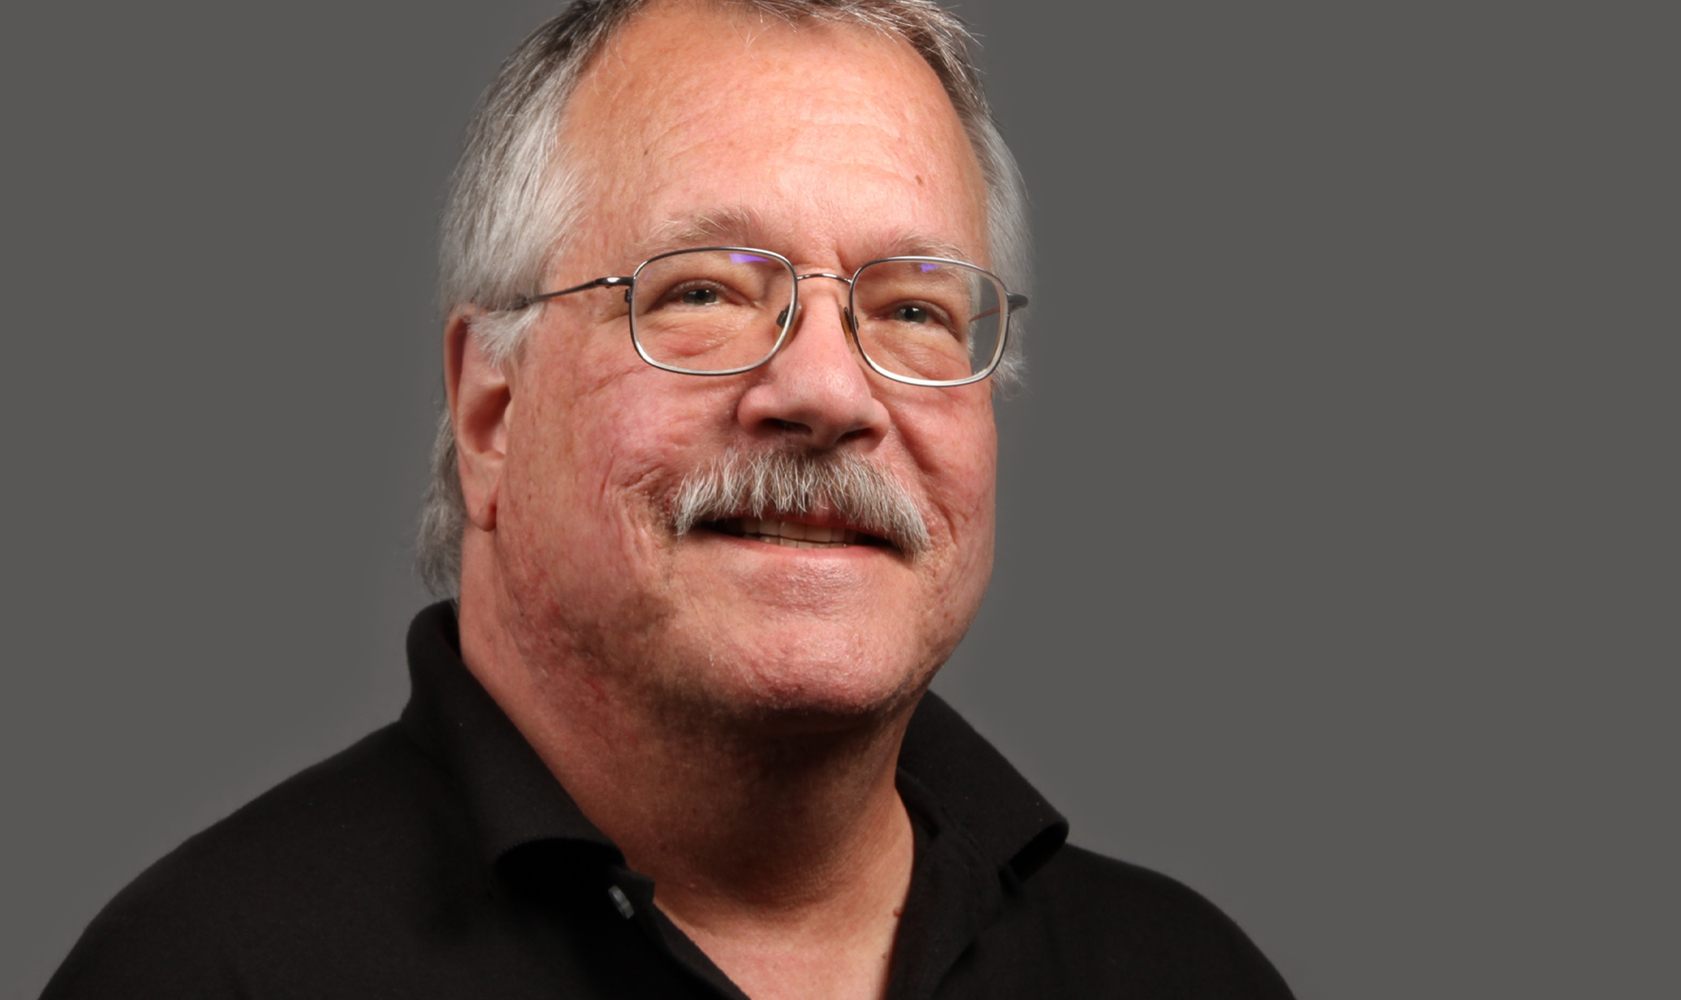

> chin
[664,627,937,734]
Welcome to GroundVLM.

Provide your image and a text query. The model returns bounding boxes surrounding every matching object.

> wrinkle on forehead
[628,207,975,268]
[561,5,985,186]
[548,0,990,302]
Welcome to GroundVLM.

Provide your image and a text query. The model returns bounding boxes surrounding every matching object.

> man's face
[488,2,996,724]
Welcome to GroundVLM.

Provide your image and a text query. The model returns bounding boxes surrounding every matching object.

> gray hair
[673,448,931,556]
[420,0,1031,596]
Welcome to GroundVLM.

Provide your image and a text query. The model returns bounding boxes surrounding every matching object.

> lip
[701,515,893,551]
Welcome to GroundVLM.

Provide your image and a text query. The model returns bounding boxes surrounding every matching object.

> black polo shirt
[44,604,1293,999]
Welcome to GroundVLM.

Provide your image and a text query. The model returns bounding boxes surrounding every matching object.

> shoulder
[43,723,467,998]
[966,844,1296,999]
[1027,844,1253,938]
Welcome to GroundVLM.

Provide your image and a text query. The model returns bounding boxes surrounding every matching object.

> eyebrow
[628,208,765,261]
[626,207,978,267]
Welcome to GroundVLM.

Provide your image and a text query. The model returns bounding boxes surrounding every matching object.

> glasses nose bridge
[787,269,857,332]
[793,270,854,300]
[794,271,853,284]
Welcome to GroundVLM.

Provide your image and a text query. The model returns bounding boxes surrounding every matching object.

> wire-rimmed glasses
[505,247,1028,387]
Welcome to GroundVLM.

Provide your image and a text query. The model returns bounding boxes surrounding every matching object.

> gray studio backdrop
[3,2,1673,997]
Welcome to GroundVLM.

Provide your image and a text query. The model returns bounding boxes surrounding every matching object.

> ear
[444,307,512,532]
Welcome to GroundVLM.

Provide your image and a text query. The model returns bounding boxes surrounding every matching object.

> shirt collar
[399,602,618,864]
[397,601,1068,878]
[898,693,1069,881]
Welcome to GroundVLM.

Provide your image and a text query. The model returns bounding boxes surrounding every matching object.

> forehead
[559,1,989,267]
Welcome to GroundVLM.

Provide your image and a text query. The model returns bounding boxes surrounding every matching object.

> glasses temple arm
[968,293,1031,324]
[504,275,633,311]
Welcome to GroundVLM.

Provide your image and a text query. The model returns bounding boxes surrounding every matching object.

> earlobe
[444,308,513,532]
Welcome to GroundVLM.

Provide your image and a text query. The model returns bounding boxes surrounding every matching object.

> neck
[456,559,918,1000]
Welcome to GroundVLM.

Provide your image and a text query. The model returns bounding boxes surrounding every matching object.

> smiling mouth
[707,516,889,550]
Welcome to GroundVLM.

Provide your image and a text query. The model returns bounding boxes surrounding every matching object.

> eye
[893,304,930,324]
[680,286,721,306]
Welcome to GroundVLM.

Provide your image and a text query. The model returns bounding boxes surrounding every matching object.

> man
[45,1,1292,998]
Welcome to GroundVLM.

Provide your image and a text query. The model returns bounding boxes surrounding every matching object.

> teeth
[728,517,862,548]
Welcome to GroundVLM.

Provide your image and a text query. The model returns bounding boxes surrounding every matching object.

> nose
[735,277,890,450]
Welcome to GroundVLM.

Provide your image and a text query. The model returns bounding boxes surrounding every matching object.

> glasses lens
[851,259,1006,384]
[630,249,795,373]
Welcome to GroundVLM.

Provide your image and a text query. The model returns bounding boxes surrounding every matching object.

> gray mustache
[671,449,930,556]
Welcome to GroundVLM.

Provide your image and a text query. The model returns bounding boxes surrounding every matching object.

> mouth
[669,448,930,557]
[705,516,892,550]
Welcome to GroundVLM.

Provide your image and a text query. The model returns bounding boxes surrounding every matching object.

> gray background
[3,1,1674,997]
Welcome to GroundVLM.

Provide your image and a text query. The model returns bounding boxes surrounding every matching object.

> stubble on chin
[501,445,954,738]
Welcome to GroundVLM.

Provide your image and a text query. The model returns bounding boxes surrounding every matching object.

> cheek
[492,364,704,650]
[503,345,739,557]
[898,389,998,538]
[894,389,997,625]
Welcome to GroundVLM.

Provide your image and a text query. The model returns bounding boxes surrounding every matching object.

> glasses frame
[504,246,1029,388]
